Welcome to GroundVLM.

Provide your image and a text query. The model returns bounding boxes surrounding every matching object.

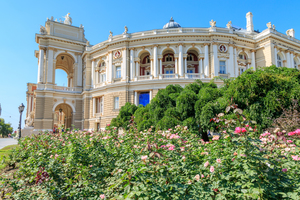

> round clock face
[219,45,227,53]
[114,50,121,58]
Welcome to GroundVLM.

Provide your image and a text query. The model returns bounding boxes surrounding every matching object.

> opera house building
[23,12,300,135]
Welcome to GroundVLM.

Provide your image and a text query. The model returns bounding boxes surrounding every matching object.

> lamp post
[18,103,25,139]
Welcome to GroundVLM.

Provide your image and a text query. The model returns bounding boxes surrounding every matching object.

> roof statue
[40,25,47,35]
[226,21,232,29]
[266,22,272,29]
[123,26,128,34]
[273,24,276,30]
[210,20,216,27]
[109,31,113,37]
[163,17,181,29]
[63,13,72,25]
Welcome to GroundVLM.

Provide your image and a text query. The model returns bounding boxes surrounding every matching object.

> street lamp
[18,103,25,139]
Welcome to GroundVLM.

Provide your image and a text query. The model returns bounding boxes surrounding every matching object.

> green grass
[0,144,19,170]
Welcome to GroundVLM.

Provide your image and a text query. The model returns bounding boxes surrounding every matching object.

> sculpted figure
[266,22,272,29]
[109,31,113,37]
[226,21,232,29]
[210,20,216,27]
[273,24,276,30]
[123,26,128,34]
[63,13,72,25]
[40,25,47,35]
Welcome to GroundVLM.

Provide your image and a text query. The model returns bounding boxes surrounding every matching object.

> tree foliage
[0,118,13,138]
[111,65,300,137]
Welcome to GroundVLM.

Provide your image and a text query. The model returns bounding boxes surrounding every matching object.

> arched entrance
[55,53,75,88]
[53,103,73,130]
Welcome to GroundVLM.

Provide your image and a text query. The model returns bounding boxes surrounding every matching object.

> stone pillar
[204,43,209,77]
[47,48,54,84]
[71,112,75,130]
[136,61,140,77]
[150,59,153,75]
[213,43,218,76]
[179,44,183,76]
[130,48,134,80]
[108,51,113,82]
[184,57,187,75]
[286,50,290,68]
[159,58,162,74]
[251,50,256,70]
[91,59,95,87]
[92,97,96,117]
[122,48,127,80]
[149,90,153,102]
[229,45,234,77]
[77,54,82,86]
[199,58,203,76]
[28,96,32,114]
[274,46,278,66]
[175,58,178,74]
[37,48,45,83]
[153,45,158,77]
[95,70,99,85]
[234,48,239,77]
[134,91,138,106]
[291,52,294,68]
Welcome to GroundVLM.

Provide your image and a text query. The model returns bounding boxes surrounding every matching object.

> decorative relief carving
[218,44,227,53]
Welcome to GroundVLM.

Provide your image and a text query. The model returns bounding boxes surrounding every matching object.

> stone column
[91,59,95,87]
[130,48,134,80]
[274,46,278,66]
[290,51,294,68]
[212,43,218,76]
[149,90,153,102]
[286,50,290,68]
[229,44,234,77]
[95,70,99,85]
[28,96,32,114]
[251,50,256,70]
[204,43,209,77]
[47,48,54,84]
[179,44,183,76]
[77,54,82,86]
[134,91,138,106]
[37,47,45,83]
[108,51,113,82]
[150,59,153,75]
[184,57,187,75]
[136,61,140,77]
[159,58,162,74]
[153,45,158,77]
[122,48,127,80]
[175,58,178,74]
[71,112,75,130]
[199,58,203,76]
[234,48,239,77]
[92,98,96,117]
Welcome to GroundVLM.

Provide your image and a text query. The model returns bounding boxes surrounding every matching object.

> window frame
[114,97,119,109]
[219,60,226,74]
[115,66,121,79]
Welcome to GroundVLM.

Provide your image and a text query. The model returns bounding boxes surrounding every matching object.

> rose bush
[0,124,299,199]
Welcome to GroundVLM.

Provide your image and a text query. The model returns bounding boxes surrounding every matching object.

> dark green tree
[0,118,13,138]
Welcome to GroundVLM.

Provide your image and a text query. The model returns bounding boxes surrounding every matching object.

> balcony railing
[184,73,201,79]
[37,84,82,93]
[134,75,153,81]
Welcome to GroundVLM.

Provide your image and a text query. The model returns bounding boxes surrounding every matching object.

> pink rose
[246,125,249,127]
[241,128,247,133]
[194,174,200,181]
[201,174,205,178]
[141,155,148,160]
[287,140,293,143]
[216,158,221,163]
[210,166,215,173]
[282,168,287,172]
[100,194,105,199]
[204,161,209,167]
[234,127,242,134]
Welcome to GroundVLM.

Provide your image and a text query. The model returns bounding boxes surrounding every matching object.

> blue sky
[0,0,299,130]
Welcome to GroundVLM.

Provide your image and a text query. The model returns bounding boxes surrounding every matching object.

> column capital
[285,50,290,53]
[274,45,278,49]
[122,47,127,50]
[153,44,158,48]
[212,42,218,46]
[39,46,47,51]
[108,51,113,54]
[198,57,204,61]
[178,43,184,46]
[250,49,256,53]
[47,47,55,51]
[203,43,210,46]
[228,43,235,48]
[129,47,135,51]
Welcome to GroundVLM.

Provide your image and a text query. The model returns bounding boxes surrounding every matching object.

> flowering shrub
[0,124,299,199]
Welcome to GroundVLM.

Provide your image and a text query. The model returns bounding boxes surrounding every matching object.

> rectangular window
[219,61,226,74]
[139,92,150,106]
[114,97,119,109]
[100,98,103,114]
[116,66,121,78]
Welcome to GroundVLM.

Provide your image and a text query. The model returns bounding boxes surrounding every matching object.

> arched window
[101,62,105,67]
[146,56,150,63]
[239,54,247,60]
[187,54,193,61]
[277,54,282,67]
[166,54,173,62]
[294,60,297,69]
